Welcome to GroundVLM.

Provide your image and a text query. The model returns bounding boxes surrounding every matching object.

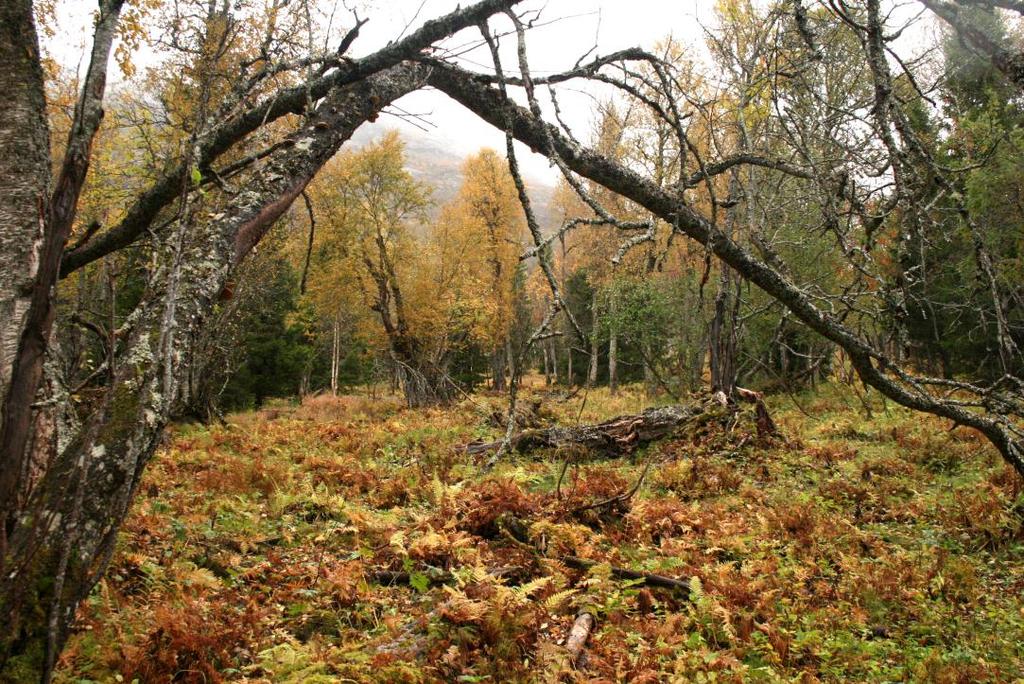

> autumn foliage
[57,384,1024,682]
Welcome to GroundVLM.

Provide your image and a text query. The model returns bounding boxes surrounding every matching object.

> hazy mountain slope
[349,124,556,229]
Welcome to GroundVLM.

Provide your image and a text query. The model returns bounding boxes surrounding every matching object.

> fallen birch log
[565,612,594,667]
[467,388,777,458]
[467,403,715,457]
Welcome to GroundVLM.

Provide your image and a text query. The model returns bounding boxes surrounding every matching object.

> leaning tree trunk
[427,61,1024,476]
[0,65,426,682]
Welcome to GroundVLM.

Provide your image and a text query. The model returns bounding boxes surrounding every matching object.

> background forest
[177,5,1023,417]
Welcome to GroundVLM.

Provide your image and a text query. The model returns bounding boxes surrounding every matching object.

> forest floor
[57,382,1024,683]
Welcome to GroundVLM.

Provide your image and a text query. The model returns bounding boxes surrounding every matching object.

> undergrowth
[57,383,1024,683]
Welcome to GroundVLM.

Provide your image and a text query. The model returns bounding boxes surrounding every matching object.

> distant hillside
[349,124,556,230]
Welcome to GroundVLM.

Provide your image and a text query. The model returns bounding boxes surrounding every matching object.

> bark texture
[0,0,49,411]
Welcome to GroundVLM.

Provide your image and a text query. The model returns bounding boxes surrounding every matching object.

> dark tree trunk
[608,332,619,394]
[492,346,507,392]
[542,343,551,385]
[608,291,619,395]
[709,264,739,397]
[588,291,601,385]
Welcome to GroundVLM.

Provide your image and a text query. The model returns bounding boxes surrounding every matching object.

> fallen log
[467,401,720,457]
[467,389,780,457]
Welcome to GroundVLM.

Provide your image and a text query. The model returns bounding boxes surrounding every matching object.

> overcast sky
[44,0,942,183]
[345,0,717,181]
[43,0,723,183]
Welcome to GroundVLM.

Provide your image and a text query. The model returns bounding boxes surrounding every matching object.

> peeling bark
[564,612,594,667]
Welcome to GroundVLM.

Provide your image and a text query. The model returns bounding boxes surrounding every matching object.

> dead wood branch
[560,556,692,596]
[498,513,693,596]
